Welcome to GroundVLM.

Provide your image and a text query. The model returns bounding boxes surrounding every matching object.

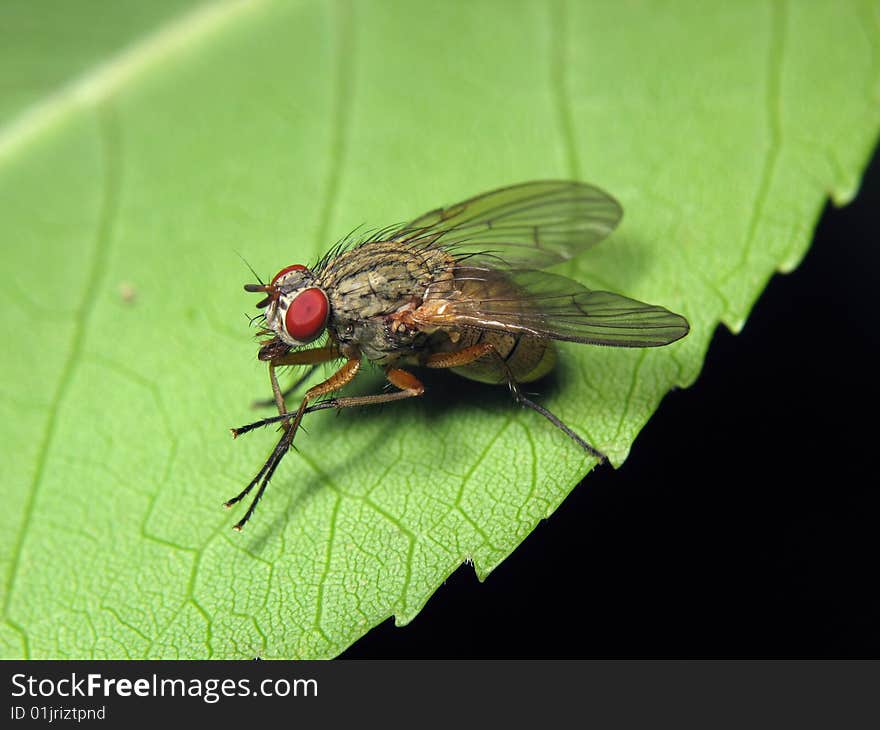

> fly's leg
[226,362,423,530]
[235,344,343,436]
[233,368,426,433]
[225,352,357,531]
[267,361,287,415]
[251,364,318,408]
[512,395,606,462]
[251,344,341,408]
[425,343,607,462]
[234,348,606,460]
[316,367,425,409]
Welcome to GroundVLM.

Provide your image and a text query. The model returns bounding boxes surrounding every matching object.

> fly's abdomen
[451,328,556,385]
[441,266,557,385]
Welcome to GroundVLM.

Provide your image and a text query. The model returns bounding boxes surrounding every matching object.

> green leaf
[1,0,877,659]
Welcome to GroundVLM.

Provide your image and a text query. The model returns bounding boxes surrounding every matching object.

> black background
[343,148,880,658]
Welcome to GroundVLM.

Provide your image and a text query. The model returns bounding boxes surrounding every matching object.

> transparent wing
[419,267,690,348]
[389,180,623,269]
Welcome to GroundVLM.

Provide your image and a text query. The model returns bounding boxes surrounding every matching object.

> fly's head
[245,264,330,348]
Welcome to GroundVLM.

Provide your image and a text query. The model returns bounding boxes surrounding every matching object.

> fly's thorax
[320,241,455,358]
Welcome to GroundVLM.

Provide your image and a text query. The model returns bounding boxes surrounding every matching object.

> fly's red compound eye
[271,264,307,285]
[284,288,329,342]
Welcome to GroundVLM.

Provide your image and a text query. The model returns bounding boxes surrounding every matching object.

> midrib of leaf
[315,0,355,246]
[0,0,265,164]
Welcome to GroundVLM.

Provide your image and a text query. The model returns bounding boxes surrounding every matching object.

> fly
[225,180,690,529]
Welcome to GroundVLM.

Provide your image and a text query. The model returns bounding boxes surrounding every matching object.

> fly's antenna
[235,250,265,286]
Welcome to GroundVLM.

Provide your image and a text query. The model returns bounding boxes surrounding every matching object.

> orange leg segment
[272,344,342,367]
[424,343,495,369]
[295,367,426,415]
[252,343,343,408]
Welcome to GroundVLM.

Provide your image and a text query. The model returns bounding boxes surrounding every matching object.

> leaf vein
[313,495,341,640]
[614,349,648,442]
[315,0,356,245]
[2,106,122,625]
[721,0,787,286]
[550,0,580,178]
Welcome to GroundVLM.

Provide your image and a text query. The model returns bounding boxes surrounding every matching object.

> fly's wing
[420,267,690,348]
[389,180,623,269]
